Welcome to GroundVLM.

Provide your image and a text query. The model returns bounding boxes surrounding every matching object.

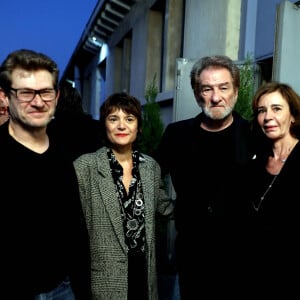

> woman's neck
[266,137,299,175]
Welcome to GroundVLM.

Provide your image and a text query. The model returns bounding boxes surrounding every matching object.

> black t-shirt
[155,112,252,224]
[0,123,90,298]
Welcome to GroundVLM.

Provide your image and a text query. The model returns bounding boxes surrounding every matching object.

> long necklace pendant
[252,174,278,212]
[252,200,262,212]
[252,196,264,212]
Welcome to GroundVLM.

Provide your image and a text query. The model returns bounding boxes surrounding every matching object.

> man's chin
[207,111,227,120]
[205,107,232,120]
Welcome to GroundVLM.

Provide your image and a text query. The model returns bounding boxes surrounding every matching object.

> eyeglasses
[10,88,57,102]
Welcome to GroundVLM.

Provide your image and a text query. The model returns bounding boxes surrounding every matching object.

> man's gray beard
[202,105,234,120]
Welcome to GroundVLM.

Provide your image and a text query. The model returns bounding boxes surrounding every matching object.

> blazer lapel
[97,148,127,253]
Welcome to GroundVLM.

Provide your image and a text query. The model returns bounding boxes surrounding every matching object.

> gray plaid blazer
[74,146,173,300]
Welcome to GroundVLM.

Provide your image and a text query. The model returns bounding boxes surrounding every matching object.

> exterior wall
[239,0,257,58]
[183,0,242,60]
[255,0,283,60]
[130,12,148,100]
[80,55,100,118]
[121,38,132,93]
[162,0,183,92]
[145,10,163,101]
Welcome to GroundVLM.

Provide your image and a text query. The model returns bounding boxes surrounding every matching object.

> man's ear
[55,89,60,106]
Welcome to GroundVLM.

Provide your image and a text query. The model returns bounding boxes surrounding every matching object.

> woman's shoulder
[140,152,156,163]
[74,147,106,165]
[139,153,161,173]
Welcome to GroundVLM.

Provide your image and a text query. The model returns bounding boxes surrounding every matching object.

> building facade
[62,0,300,124]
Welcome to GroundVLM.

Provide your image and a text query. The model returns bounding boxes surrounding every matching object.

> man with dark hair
[0,49,91,299]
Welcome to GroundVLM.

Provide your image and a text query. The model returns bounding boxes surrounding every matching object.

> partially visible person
[0,97,9,125]
[155,55,254,298]
[245,81,300,296]
[0,49,91,299]
[48,81,102,161]
[73,92,174,300]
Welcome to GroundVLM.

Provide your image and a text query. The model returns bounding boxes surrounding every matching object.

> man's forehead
[11,68,53,86]
[12,68,33,79]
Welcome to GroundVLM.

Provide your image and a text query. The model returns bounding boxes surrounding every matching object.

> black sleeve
[64,161,92,300]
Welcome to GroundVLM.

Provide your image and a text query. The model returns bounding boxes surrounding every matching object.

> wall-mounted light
[66,79,75,88]
[88,36,103,48]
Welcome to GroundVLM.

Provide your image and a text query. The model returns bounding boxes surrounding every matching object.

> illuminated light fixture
[88,36,103,48]
[66,79,75,88]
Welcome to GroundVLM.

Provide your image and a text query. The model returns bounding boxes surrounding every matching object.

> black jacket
[154,112,254,297]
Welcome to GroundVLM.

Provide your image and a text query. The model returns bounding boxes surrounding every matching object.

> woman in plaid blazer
[74,92,173,300]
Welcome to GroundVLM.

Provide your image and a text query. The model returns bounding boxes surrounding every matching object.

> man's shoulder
[159,116,200,147]
[0,122,9,146]
[165,115,199,131]
[0,120,8,132]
